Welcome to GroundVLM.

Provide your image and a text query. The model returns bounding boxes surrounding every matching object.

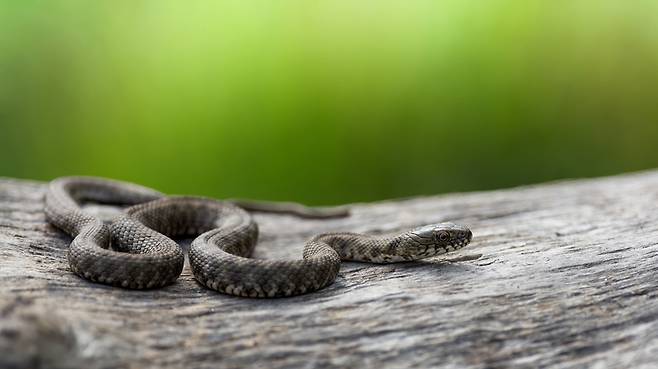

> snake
[45,176,473,297]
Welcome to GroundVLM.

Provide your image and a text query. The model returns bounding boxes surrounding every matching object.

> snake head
[401,222,472,259]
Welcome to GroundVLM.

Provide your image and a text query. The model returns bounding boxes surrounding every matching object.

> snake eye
[435,231,450,242]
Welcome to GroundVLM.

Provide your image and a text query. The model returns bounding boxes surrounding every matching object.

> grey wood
[1,172,658,369]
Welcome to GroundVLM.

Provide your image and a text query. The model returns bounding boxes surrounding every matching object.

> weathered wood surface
[2,172,658,369]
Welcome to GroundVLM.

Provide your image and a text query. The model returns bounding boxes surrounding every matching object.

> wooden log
[1,172,658,369]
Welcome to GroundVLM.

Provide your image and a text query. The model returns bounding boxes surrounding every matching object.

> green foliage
[2,1,658,204]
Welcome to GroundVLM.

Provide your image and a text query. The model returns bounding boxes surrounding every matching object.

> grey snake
[45,176,472,297]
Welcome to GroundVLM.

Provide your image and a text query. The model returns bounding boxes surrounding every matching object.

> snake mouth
[458,232,473,246]
[448,229,472,249]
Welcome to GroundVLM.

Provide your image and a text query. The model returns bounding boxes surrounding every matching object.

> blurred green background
[1,1,658,205]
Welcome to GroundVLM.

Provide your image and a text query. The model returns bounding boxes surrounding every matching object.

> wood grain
[1,172,658,369]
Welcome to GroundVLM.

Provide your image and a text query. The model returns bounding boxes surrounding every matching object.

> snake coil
[45,177,472,297]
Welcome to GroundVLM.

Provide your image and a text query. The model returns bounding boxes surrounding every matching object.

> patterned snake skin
[45,177,473,297]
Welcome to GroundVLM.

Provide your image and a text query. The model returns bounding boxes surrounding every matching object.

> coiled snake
[45,177,472,297]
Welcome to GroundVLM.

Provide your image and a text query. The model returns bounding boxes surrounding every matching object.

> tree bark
[1,172,658,369]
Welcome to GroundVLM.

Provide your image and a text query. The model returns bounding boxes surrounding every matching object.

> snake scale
[45,176,473,297]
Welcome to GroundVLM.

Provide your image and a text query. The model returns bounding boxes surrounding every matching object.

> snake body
[45,177,472,297]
